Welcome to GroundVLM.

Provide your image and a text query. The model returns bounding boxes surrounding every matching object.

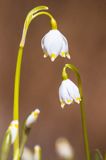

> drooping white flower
[41,29,70,61]
[55,137,74,159]
[25,109,40,127]
[9,120,18,144]
[59,79,81,108]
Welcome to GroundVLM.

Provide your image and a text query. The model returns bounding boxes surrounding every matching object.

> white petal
[43,30,63,56]
[59,83,70,103]
[59,81,73,105]
[41,36,45,51]
[60,36,69,57]
[59,91,65,108]
[66,52,71,59]
[65,79,81,104]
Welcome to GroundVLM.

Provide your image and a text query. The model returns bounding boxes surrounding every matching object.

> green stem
[13,6,57,160]
[62,64,91,160]
[13,46,23,160]
[0,130,11,160]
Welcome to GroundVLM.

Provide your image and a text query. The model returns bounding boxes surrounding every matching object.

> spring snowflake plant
[0,5,105,160]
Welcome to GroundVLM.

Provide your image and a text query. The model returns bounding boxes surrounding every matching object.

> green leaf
[94,149,103,160]
[0,130,11,160]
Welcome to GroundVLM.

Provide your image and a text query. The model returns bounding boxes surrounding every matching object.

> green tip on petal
[51,53,56,62]
[61,52,66,57]
[76,97,81,104]
[66,99,73,104]
[33,109,40,118]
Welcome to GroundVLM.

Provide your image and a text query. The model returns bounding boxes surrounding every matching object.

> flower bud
[34,145,42,160]
[9,120,18,144]
[25,109,40,127]
[55,138,74,159]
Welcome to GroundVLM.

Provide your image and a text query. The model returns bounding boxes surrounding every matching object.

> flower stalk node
[50,18,57,29]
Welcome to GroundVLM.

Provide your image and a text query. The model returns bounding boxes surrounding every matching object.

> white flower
[25,109,40,127]
[55,137,74,159]
[9,120,18,144]
[59,79,81,108]
[41,29,70,61]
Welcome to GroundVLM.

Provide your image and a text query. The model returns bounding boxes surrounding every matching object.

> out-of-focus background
[0,0,106,159]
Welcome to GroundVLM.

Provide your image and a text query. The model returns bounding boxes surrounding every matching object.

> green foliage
[0,130,11,160]
[94,150,103,160]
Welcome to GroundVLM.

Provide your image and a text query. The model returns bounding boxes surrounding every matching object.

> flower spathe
[41,29,70,61]
[59,79,81,108]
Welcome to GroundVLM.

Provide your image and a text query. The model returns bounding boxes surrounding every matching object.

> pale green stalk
[62,64,91,160]
[13,6,57,160]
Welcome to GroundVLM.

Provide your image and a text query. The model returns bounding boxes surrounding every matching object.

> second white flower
[59,79,81,108]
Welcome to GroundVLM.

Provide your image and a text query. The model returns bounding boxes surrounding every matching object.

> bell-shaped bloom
[25,109,40,128]
[59,79,81,108]
[9,120,18,144]
[41,29,70,61]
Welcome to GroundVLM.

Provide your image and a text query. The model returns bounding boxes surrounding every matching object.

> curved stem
[20,10,57,47]
[62,64,91,160]
[13,47,23,160]
[13,6,57,160]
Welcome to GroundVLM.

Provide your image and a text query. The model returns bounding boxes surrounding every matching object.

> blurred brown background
[0,0,106,159]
